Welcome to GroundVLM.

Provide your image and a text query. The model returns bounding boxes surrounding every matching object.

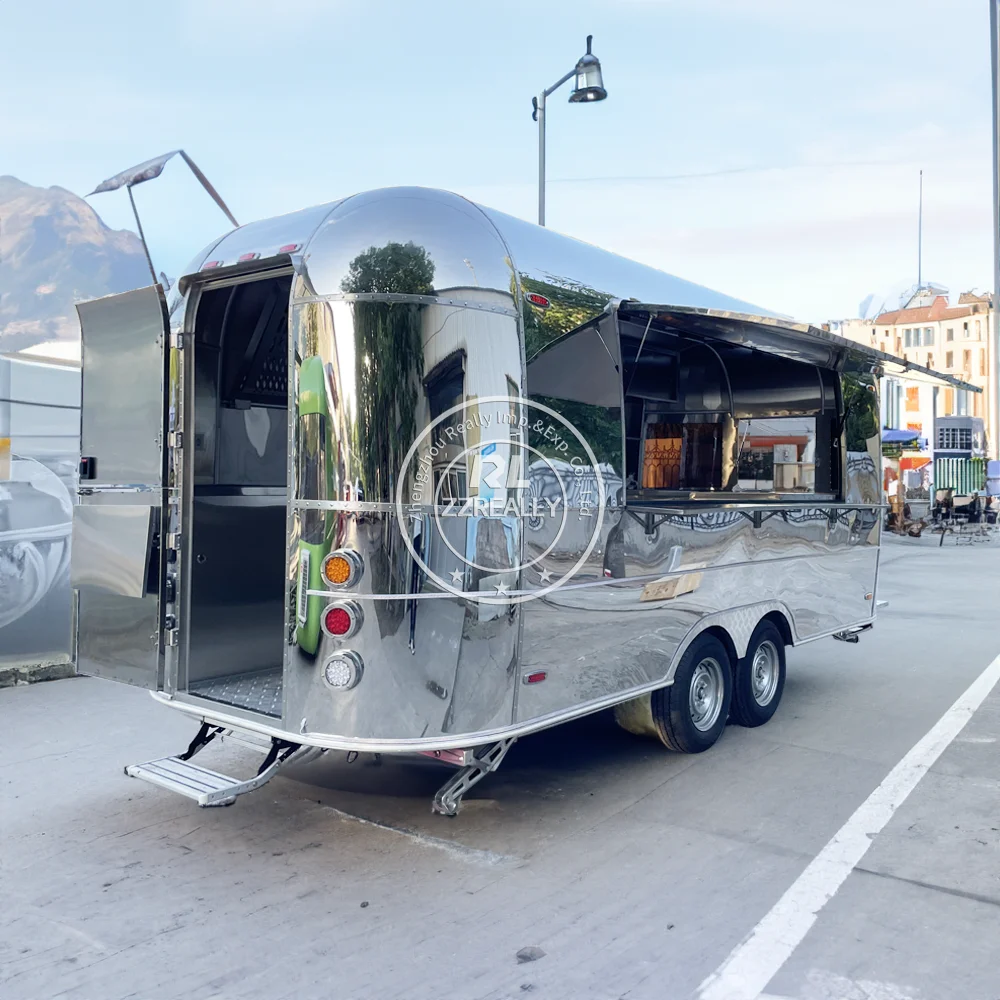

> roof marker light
[526,293,550,310]
[238,252,260,262]
[279,243,301,253]
[202,260,223,269]
[523,671,547,684]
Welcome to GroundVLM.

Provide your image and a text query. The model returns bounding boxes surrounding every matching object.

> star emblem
[539,567,553,583]
[450,568,464,585]
[495,581,510,595]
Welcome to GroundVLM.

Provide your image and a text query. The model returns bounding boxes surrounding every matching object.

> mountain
[0,176,150,355]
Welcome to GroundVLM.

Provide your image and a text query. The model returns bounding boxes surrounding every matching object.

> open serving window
[618,315,839,500]
[526,303,982,507]
[526,306,845,504]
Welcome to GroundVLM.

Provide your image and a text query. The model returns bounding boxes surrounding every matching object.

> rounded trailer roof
[181,186,769,315]
[176,187,976,391]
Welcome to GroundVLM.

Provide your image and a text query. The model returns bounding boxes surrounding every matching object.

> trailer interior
[183,272,292,718]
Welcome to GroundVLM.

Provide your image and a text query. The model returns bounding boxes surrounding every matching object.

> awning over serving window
[616,304,982,392]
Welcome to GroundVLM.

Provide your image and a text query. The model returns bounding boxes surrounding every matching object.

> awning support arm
[127,185,158,286]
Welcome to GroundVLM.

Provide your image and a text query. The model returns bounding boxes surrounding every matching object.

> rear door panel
[78,286,168,486]
[72,285,169,688]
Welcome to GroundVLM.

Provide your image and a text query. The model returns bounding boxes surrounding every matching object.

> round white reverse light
[322,650,363,690]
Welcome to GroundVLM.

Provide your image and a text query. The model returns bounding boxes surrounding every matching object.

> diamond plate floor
[188,667,283,718]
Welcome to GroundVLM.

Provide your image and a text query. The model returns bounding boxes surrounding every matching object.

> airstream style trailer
[70,187,975,815]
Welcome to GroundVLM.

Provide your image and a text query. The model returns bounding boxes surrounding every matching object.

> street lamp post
[990,0,1000,461]
[532,35,608,227]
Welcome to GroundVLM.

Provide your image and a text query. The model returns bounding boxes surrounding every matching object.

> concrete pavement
[1,535,998,1000]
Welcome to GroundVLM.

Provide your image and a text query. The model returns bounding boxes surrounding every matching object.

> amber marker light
[321,549,363,588]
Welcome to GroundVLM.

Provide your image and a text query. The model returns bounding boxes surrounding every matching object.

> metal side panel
[76,586,161,688]
[71,504,155,598]
[72,504,162,687]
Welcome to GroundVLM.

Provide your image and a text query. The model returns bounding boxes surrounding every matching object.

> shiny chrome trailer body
[70,187,975,811]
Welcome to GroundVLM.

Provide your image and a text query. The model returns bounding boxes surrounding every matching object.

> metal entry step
[126,757,257,807]
[125,723,323,807]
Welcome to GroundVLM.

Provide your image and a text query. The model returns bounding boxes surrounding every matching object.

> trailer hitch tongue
[832,623,874,644]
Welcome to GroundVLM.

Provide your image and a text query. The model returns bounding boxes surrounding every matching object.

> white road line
[698,651,1000,1000]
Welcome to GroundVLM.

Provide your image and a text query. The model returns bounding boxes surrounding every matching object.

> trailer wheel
[730,621,785,727]
[650,634,732,753]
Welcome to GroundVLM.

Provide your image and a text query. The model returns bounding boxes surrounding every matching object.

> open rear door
[72,285,169,688]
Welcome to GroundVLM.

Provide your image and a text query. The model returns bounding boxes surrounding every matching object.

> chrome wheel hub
[689,656,725,732]
[751,640,779,706]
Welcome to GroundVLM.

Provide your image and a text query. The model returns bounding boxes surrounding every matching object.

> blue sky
[2,0,994,321]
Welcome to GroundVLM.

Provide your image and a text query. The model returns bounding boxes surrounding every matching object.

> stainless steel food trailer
[70,187,976,814]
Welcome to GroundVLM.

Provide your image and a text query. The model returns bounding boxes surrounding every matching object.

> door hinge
[166,531,181,550]
[170,331,184,350]
[168,431,183,449]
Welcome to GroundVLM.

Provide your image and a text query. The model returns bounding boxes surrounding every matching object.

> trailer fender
[666,601,793,677]
[613,602,792,740]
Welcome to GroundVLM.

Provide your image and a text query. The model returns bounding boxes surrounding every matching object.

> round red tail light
[325,607,351,635]
[321,600,363,640]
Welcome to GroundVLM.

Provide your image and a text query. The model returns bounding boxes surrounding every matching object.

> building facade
[834,292,996,460]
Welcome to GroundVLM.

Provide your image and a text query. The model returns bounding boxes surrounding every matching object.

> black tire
[730,620,786,727]
[651,633,733,753]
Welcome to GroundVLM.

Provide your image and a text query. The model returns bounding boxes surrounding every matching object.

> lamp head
[569,35,607,103]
